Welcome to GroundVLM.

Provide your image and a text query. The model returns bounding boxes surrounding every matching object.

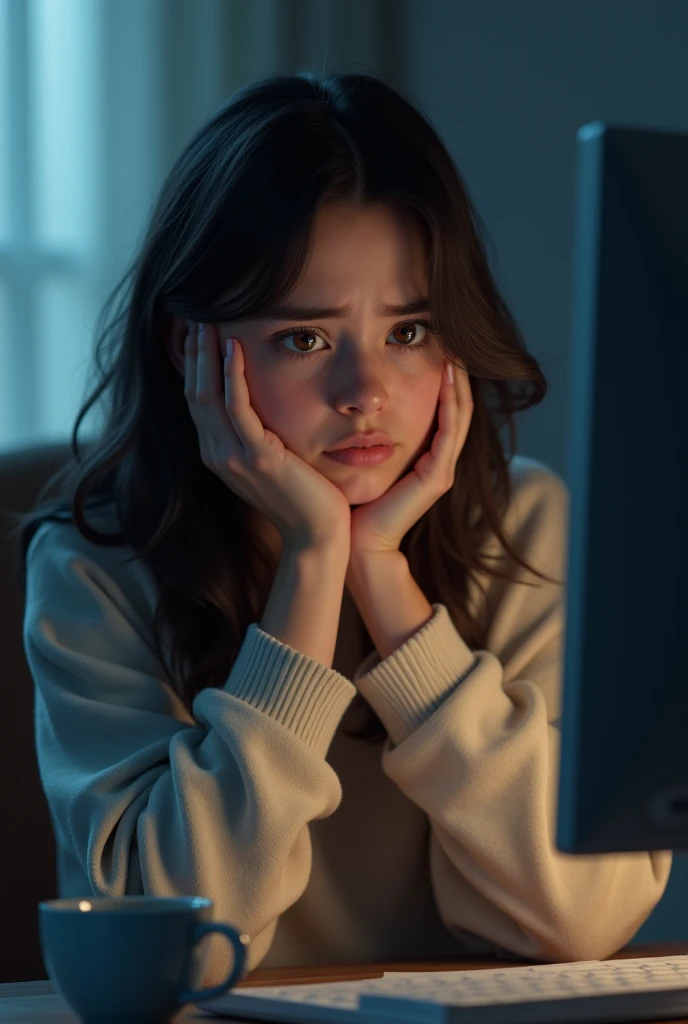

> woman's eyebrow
[257,297,430,321]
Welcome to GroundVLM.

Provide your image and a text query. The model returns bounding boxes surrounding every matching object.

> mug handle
[178,923,250,1004]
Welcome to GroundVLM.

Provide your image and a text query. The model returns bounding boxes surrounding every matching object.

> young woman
[8,71,670,985]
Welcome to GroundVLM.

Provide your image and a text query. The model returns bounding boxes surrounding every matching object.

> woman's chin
[335,479,390,506]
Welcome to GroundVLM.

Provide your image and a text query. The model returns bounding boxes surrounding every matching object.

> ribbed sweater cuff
[354,603,478,747]
[223,623,357,758]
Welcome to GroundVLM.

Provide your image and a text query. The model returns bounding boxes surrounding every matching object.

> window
[0,0,105,452]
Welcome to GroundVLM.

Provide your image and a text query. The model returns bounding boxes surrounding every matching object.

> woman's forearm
[260,541,349,668]
[345,551,434,661]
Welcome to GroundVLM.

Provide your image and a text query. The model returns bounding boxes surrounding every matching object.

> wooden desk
[1,941,686,1022]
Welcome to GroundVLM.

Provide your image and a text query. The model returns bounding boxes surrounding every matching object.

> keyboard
[196,954,688,1023]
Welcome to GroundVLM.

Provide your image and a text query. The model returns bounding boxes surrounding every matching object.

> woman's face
[169,202,446,550]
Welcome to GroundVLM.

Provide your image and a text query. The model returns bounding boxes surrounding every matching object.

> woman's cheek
[408,375,442,420]
[249,381,300,444]
[241,359,274,417]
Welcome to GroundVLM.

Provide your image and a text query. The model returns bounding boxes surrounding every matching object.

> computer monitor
[556,121,688,855]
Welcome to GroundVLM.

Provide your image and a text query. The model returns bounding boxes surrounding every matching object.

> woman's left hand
[348,359,474,558]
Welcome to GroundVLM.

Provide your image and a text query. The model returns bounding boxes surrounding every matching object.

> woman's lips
[323,445,395,466]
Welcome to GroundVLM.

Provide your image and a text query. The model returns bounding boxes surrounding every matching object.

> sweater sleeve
[352,468,673,964]
[23,524,357,984]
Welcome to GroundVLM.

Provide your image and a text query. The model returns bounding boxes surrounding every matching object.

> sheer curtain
[0,0,404,454]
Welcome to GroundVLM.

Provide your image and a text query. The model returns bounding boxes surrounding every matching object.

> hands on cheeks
[347,359,474,561]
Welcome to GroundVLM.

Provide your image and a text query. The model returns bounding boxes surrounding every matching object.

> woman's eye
[275,329,326,358]
[271,319,436,360]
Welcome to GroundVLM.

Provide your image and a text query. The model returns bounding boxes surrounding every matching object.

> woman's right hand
[184,320,352,554]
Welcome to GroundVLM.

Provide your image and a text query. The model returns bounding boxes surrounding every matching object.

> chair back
[0,441,74,982]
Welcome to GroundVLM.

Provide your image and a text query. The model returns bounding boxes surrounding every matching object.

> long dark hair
[4,70,562,743]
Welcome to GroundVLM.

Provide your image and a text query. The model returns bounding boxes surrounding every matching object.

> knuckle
[225,454,244,474]
[196,390,212,408]
[252,450,272,474]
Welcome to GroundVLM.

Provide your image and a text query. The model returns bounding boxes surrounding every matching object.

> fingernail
[445,362,454,384]
[198,322,205,339]
[225,337,234,358]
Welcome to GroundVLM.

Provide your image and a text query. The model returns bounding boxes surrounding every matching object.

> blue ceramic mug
[38,895,249,1023]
